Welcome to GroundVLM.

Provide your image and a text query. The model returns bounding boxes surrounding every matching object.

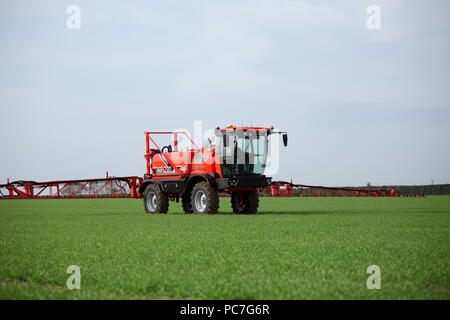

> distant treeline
[357,184,450,196]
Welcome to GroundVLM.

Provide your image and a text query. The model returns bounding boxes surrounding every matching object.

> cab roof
[216,125,273,132]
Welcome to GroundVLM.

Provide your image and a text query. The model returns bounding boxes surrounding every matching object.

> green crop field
[0,196,449,300]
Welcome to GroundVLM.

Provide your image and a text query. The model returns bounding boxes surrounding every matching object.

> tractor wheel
[182,192,193,214]
[191,182,219,214]
[143,184,169,214]
[231,190,259,214]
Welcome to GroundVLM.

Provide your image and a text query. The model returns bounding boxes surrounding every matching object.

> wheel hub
[147,192,157,211]
[195,191,207,212]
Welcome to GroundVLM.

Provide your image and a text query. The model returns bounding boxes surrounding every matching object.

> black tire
[191,181,219,214]
[231,190,259,214]
[143,184,169,214]
[182,192,193,214]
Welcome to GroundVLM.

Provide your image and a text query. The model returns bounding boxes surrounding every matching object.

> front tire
[143,184,169,214]
[191,182,219,214]
[231,190,259,214]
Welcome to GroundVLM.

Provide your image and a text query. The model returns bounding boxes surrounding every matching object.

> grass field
[0,196,449,299]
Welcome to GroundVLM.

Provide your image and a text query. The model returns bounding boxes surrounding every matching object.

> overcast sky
[1,0,449,186]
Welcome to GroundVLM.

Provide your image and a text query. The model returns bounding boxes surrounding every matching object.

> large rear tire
[231,190,259,214]
[143,184,169,214]
[191,182,219,214]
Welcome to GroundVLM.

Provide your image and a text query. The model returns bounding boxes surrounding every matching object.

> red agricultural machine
[1,125,414,213]
[141,126,288,214]
[1,126,288,214]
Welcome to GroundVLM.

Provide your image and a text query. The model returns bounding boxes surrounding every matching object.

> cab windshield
[217,130,268,177]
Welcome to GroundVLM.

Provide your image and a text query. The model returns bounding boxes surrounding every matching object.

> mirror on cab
[282,133,288,147]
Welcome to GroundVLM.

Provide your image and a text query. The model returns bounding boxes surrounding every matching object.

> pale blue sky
[1,0,449,186]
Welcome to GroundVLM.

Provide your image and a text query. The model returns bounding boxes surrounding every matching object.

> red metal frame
[0,176,143,199]
[144,131,198,178]
[257,181,423,197]
[144,131,198,177]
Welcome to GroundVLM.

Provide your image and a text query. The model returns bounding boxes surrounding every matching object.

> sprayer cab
[214,125,287,178]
